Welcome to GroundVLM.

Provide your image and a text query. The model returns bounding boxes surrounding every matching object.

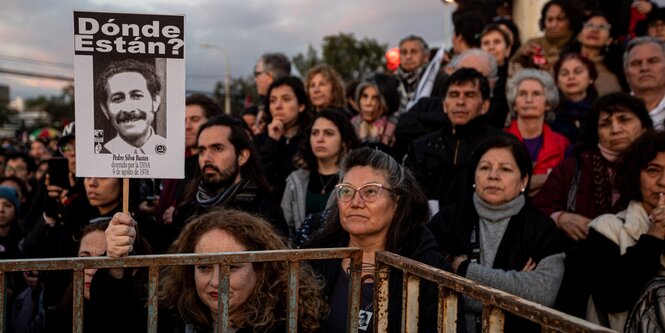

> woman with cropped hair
[505,69,570,195]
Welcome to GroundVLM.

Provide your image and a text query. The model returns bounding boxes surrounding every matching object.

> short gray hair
[260,53,291,80]
[449,49,498,82]
[623,36,665,70]
[506,69,559,116]
[399,35,429,54]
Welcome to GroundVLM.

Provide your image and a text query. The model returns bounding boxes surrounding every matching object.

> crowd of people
[1,0,665,332]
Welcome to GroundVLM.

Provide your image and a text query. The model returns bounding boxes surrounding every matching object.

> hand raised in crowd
[45,173,74,204]
[557,212,591,241]
[267,118,285,141]
[633,1,653,15]
[648,193,665,240]
[162,206,175,225]
[43,173,75,225]
[105,212,137,279]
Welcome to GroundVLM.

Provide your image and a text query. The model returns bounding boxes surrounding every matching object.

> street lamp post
[200,43,231,115]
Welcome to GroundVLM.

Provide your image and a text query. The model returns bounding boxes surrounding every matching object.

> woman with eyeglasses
[562,12,626,96]
[429,135,566,333]
[308,147,449,332]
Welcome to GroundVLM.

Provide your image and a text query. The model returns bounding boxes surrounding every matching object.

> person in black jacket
[428,135,567,332]
[405,68,507,210]
[172,116,288,244]
[91,208,327,333]
[308,147,450,332]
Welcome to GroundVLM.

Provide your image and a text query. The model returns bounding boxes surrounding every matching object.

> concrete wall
[512,0,549,43]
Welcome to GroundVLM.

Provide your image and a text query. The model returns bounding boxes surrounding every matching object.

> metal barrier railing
[0,248,363,333]
[374,251,618,333]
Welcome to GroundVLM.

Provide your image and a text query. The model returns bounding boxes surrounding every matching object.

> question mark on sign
[168,38,184,55]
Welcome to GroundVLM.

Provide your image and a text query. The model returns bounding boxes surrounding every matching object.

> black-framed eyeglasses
[253,71,266,78]
[335,183,392,203]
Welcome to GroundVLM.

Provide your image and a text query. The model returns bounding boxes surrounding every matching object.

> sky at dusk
[0,0,454,101]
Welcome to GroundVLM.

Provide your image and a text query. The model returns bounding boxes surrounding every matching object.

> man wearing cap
[95,59,166,155]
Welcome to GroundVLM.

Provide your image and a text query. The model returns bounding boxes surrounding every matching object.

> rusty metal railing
[374,251,618,333]
[0,248,363,333]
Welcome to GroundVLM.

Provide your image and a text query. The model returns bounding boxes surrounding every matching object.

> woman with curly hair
[91,209,327,332]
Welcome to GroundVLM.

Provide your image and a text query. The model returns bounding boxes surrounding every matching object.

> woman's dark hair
[615,131,665,201]
[493,17,522,57]
[583,92,653,147]
[298,108,360,170]
[264,76,314,135]
[467,135,533,192]
[553,52,599,99]
[345,79,360,114]
[539,0,583,34]
[453,10,486,49]
[355,73,401,117]
[481,23,512,50]
[561,11,629,91]
[309,147,429,254]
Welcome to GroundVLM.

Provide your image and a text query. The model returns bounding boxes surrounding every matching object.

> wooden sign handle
[123,178,129,213]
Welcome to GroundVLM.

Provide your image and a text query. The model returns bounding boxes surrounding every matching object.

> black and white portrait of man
[94,58,167,155]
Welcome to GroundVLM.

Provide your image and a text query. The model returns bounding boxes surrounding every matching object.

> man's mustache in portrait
[116,110,148,123]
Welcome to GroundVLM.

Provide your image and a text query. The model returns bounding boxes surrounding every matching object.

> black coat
[310,225,450,333]
[404,115,507,207]
[428,200,566,332]
[172,180,289,241]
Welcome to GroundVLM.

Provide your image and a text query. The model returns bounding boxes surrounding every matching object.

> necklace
[318,173,337,195]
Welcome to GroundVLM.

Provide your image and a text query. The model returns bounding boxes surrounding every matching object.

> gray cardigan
[281,169,336,242]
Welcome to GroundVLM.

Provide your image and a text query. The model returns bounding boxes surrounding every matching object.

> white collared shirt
[103,128,166,155]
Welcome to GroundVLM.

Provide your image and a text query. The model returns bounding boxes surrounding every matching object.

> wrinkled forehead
[447,80,482,94]
[629,42,665,60]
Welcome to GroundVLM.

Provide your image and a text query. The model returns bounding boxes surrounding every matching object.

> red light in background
[385,47,400,72]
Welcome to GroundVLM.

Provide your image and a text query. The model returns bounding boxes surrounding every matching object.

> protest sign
[73,11,185,179]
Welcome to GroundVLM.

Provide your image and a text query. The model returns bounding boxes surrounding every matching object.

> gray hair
[340,147,406,193]
[399,34,429,54]
[623,36,665,69]
[506,69,559,118]
[260,53,291,80]
[449,49,498,82]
